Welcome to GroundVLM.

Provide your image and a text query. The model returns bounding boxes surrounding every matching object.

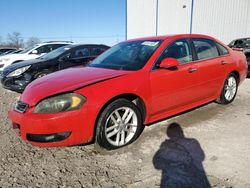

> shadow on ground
[153,123,211,188]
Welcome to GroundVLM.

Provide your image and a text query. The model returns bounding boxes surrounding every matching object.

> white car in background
[0,41,73,73]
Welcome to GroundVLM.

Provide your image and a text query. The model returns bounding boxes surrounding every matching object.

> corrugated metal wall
[126,0,157,39]
[157,0,191,35]
[192,0,250,43]
[127,0,250,44]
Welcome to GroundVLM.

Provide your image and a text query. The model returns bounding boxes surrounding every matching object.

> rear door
[191,38,228,99]
[150,39,201,117]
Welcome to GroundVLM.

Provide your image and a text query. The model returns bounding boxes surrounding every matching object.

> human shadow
[153,123,211,188]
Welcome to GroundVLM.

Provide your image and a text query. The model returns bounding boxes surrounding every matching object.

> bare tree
[26,37,41,47]
[7,32,24,48]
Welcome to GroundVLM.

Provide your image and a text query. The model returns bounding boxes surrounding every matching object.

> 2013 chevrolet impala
[8,34,247,150]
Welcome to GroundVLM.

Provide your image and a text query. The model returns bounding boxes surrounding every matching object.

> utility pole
[190,0,194,34]
[156,0,159,36]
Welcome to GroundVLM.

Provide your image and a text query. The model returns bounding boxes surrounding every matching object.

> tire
[216,73,238,104]
[95,98,144,150]
[35,70,51,78]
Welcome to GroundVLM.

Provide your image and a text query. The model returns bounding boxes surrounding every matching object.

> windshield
[38,45,71,60]
[89,40,162,71]
[230,38,250,48]
[13,49,23,54]
[19,45,39,54]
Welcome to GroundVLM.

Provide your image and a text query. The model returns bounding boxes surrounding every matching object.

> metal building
[126,0,250,44]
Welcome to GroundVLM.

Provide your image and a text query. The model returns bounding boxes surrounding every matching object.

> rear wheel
[95,99,144,150]
[216,73,238,104]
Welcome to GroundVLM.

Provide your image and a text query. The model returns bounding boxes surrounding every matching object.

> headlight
[33,93,86,114]
[6,65,31,77]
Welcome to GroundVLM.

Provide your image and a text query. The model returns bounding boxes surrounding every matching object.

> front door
[150,39,200,118]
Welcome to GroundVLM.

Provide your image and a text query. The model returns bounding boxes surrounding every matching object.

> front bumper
[8,105,96,147]
[1,74,32,93]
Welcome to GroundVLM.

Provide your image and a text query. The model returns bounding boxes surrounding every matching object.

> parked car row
[0,41,73,74]
[1,44,109,92]
[5,34,248,150]
[0,48,17,56]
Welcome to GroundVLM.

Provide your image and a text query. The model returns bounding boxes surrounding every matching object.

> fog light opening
[27,132,71,143]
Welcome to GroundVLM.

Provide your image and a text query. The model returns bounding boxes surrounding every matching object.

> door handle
[188,67,198,73]
[221,61,228,65]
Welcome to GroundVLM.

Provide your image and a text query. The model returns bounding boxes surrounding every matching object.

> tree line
[0,32,41,49]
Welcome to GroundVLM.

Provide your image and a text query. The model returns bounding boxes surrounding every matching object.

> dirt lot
[0,79,250,188]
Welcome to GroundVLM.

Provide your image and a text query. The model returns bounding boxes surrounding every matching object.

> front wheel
[35,70,52,78]
[95,99,144,150]
[216,73,238,104]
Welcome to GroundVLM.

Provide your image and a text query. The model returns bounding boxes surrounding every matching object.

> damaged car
[1,44,109,93]
[228,38,250,77]
[8,34,247,150]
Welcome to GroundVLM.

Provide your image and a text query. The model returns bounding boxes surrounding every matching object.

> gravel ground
[0,79,250,188]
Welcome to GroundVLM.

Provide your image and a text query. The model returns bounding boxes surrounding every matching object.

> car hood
[21,67,129,106]
[0,53,26,60]
[4,58,44,71]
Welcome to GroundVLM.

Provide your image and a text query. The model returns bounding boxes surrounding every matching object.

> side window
[50,44,66,51]
[35,45,50,54]
[234,40,244,48]
[35,44,66,54]
[193,39,219,60]
[92,47,106,56]
[72,48,90,58]
[158,39,193,65]
[216,43,229,56]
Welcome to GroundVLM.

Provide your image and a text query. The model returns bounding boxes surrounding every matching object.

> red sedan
[8,34,247,150]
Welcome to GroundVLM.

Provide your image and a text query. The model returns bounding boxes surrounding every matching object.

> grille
[15,101,29,113]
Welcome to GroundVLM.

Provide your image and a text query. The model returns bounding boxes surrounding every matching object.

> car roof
[35,41,74,47]
[231,37,250,41]
[0,47,16,50]
[126,34,218,42]
[63,44,110,48]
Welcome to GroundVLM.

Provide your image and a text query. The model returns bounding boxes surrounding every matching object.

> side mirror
[31,50,38,54]
[159,58,179,69]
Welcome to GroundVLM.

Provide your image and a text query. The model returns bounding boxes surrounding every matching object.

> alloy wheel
[104,107,138,147]
[224,76,237,101]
